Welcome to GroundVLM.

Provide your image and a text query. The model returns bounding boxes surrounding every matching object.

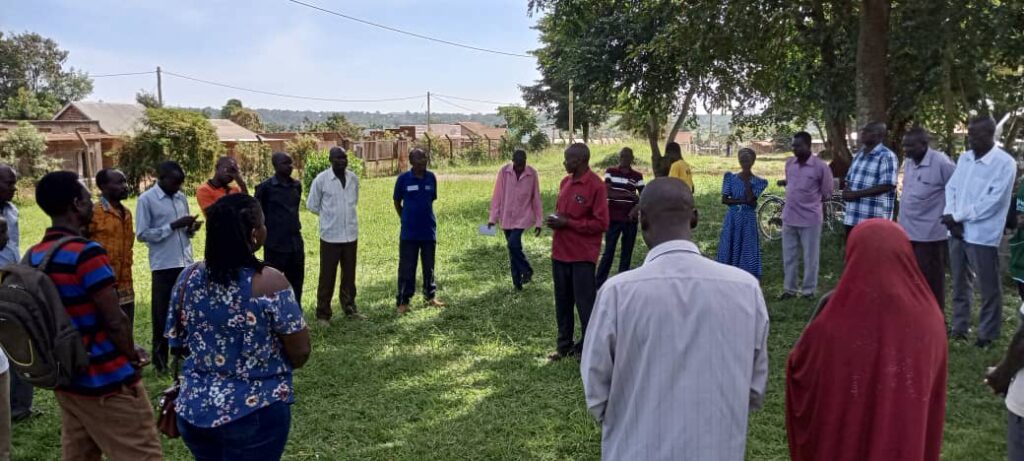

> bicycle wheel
[757,196,786,242]
[823,199,846,234]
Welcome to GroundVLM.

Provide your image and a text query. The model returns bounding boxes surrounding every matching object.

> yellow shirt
[89,198,134,305]
[668,159,695,191]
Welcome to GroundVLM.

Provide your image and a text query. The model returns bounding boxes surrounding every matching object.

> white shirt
[136,185,195,270]
[943,146,1017,247]
[306,169,359,244]
[1008,303,1024,417]
[0,203,19,265]
[0,349,8,374]
[581,239,770,461]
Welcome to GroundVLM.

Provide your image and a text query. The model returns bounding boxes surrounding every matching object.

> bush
[415,134,450,160]
[461,142,490,165]
[302,149,365,194]
[0,121,60,182]
[234,143,273,186]
[115,108,223,193]
[284,134,320,175]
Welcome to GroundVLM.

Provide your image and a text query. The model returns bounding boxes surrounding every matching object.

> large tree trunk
[647,115,665,176]
[855,0,891,127]
[824,113,852,165]
[666,87,697,146]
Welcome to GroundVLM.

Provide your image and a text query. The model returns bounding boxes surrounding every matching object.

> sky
[1,0,542,113]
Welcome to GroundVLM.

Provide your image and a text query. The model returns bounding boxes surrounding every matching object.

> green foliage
[229,108,264,132]
[0,31,92,120]
[323,113,363,140]
[234,142,272,185]
[135,90,161,109]
[497,106,549,157]
[116,108,223,192]
[221,99,243,118]
[284,134,321,174]
[461,142,490,166]
[415,134,450,160]
[301,149,365,194]
[0,121,59,181]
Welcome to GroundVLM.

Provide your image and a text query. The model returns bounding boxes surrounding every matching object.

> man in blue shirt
[394,149,445,315]
[943,116,1017,348]
[842,122,899,235]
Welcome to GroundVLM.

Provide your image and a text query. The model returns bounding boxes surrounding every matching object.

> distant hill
[195,107,505,130]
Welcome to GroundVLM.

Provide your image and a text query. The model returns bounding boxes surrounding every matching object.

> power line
[162,70,424,103]
[90,71,156,78]
[285,0,533,59]
[432,96,479,113]
[432,93,517,106]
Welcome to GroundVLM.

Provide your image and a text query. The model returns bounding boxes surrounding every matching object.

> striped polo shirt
[28,227,138,396]
[604,167,645,222]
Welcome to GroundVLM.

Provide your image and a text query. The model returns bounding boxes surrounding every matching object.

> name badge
[407,185,420,191]
[425,185,433,191]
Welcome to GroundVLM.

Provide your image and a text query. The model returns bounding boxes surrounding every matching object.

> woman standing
[717,148,768,278]
[166,194,311,461]
[786,219,947,461]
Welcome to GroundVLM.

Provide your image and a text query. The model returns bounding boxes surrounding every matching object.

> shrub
[284,133,320,175]
[234,142,273,185]
[0,121,60,182]
[115,108,222,193]
[302,149,365,194]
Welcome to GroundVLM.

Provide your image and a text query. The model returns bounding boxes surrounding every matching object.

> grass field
[10,143,1016,460]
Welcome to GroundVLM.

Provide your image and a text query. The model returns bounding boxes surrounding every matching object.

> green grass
[11,143,1013,460]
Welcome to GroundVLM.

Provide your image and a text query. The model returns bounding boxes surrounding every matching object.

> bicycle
[757,187,846,242]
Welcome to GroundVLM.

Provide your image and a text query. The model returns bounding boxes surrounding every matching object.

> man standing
[546,143,609,361]
[89,169,136,327]
[307,147,363,324]
[897,128,956,311]
[31,171,162,460]
[394,148,444,314]
[842,122,899,233]
[596,147,644,287]
[582,178,768,460]
[0,166,32,424]
[196,156,247,215]
[779,132,834,300]
[488,149,543,291]
[257,152,306,306]
[136,161,200,373]
[944,116,1017,348]
[665,142,695,192]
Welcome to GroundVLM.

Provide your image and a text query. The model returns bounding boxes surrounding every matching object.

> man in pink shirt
[489,149,544,290]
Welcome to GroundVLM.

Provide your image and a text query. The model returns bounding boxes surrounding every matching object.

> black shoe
[12,410,42,424]
[777,292,797,301]
[975,339,994,349]
[522,272,533,285]
[799,293,816,300]
[514,284,524,291]
[949,332,969,342]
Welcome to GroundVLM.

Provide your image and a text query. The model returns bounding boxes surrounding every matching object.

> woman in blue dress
[718,148,768,278]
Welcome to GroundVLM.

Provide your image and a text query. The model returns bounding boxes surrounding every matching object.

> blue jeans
[596,221,638,287]
[503,229,533,288]
[178,401,291,461]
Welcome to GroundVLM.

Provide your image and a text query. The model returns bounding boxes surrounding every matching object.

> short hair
[793,131,813,146]
[157,161,184,180]
[329,146,346,157]
[620,147,634,157]
[969,116,996,131]
[864,121,888,135]
[513,149,527,157]
[665,142,682,156]
[36,171,84,217]
[904,127,930,143]
[95,168,115,187]
[566,143,590,161]
[215,156,234,168]
[410,148,426,157]
[738,147,757,159]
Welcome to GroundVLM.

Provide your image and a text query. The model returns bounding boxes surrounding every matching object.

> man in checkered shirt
[842,122,899,234]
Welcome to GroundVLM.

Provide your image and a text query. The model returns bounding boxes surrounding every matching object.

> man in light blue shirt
[943,117,1017,348]
[0,165,33,425]
[136,161,200,373]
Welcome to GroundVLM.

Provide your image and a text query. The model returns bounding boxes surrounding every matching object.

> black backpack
[0,236,90,389]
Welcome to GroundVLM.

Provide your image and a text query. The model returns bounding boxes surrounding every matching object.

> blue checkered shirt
[844,144,899,226]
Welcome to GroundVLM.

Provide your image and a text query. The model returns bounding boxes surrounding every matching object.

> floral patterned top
[165,264,307,428]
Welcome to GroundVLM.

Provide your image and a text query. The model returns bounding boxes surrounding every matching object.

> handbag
[155,263,200,438]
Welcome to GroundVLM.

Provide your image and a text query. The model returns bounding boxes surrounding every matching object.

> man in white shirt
[581,178,769,460]
[943,116,1016,348]
[986,303,1024,460]
[307,147,362,326]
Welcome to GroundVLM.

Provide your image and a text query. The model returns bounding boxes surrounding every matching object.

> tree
[116,108,223,192]
[497,105,549,156]
[284,133,320,174]
[220,99,243,118]
[0,87,59,119]
[230,108,264,132]
[135,90,162,109]
[0,121,59,181]
[0,31,92,119]
[323,113,362,140]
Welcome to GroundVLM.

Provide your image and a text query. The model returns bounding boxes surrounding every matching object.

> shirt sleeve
[135,195,174,243]
[77,243,116,295]
[265,287,307,336]
[393,175,404,202]
[943,157,965,217]
[568,180,610,234]
[753,176,768,198]
[820,164,835,200]
[581,285,617,423]
[749,288,769,411]
[431,174,438,201]
[489,169,505,225]
[306,174,323,215]
[880,152,898,186]
[721,173,731,197]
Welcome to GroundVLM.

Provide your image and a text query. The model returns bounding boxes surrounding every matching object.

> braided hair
[204,193,265,285]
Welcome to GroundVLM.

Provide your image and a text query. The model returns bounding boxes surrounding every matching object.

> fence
[348,139,412,177]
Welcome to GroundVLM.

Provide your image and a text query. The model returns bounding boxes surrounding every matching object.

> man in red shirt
[546,143,609,361]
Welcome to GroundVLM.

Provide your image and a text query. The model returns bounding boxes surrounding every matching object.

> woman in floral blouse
[166,193,311,460]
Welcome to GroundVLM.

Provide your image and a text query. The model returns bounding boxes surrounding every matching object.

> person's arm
[820,164,835,201]
[393,176,404,217]
[845,184,896,200]
[232,171,248,195]
[306,174,323,215]
[580,287,617,423]
[531,172,544,231]
[749,289,769,411]
[135,195,174,243]
[987,321,1024,395]
[566,182,609,234]
[254,267,311,369]
[848,153,898,200]
[488,169,505,226]
[80,247,139,365]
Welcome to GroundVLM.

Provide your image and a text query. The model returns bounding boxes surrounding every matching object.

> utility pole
[156,66,163,106]
[426,91,431,153]
[568,79,575,142]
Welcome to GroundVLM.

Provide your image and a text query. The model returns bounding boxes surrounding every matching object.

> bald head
[859,121,887,149]
[639,178,697,248]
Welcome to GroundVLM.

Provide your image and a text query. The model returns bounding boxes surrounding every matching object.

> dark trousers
[316,240,357,320]
[10,371,32,420]
[266,246,306,306]
[596,220,638,287]
[1010,411,1024,461]
[503,229,533,288]
[397,240,437,305]
[911,240,948,312]
[120,302,135,332]
[552,260,596,355]
[151,267,184,372]
[178,401,291,461]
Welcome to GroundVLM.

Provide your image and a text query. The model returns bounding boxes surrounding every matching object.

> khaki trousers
[55,382,163,461]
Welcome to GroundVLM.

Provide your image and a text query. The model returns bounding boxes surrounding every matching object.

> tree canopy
[0,31,93,120]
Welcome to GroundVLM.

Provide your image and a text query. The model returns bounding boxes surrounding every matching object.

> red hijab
[786,219,947,461]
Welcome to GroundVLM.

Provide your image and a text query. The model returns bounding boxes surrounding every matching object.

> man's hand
[987,366,1012,396]
[190,219,203,234]
[627,204,640,222]
[941,214,957,228]
[487,222,495,229]
[546,214,568,229]
[841,190,859,201]
[171,215,197,230]
[132,347,151,369]
[534,227,543,237]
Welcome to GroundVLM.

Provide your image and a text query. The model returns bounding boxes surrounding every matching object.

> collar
[570,169,596,184]
[969,148,999,165]
[505,163,532,177]
[643,239,700,264]
[154,186,180,201]
[910,149,934,167]
[859,143,889,157]
[45,226,82,238]
[270,175,298,187]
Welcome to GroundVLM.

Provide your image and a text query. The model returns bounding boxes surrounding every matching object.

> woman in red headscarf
[786,218,948,461]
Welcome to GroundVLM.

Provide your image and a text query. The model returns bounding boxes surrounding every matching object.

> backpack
[0,236,91,389]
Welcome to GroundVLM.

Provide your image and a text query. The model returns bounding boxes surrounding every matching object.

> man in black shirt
[255,152,305,304]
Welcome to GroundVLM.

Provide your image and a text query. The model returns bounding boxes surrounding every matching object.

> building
[53,101,148,168]
[0,120,119,179]
[458,121,507,140]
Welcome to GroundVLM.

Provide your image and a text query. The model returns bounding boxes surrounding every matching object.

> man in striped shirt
[30,172,162,460]
[596,148,644,287]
